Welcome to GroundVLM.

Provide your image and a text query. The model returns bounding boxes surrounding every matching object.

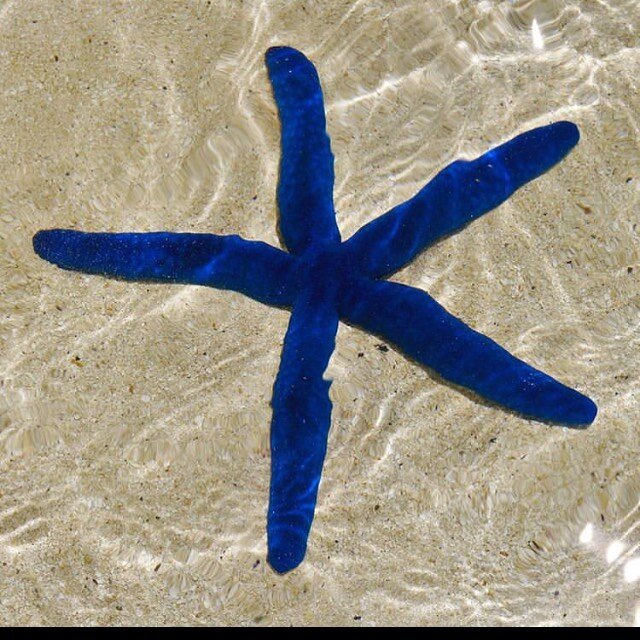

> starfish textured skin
[33,46,597,574]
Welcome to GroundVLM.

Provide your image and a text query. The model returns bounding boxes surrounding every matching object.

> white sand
[0,0,638,626]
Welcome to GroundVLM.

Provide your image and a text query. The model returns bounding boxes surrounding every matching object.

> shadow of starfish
[33,46,597,574]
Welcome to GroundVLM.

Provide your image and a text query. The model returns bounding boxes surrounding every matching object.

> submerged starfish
[33,46,596,573]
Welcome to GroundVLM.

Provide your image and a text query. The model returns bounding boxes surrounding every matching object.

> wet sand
[0,0,639,626]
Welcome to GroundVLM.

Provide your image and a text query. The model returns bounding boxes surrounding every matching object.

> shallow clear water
[0,0,638,626]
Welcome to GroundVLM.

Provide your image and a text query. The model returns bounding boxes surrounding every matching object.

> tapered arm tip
[565,393,597,428]
[265,46,307,68]
[268,530,307,574]
[551,120,580,149]
[266,45,298,60]
[33,229,73,269]
[265,46,322,101]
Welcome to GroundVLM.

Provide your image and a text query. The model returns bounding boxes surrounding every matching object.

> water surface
[0,0,638,626]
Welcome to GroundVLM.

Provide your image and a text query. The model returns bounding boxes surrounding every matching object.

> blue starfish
[33,46,597,574]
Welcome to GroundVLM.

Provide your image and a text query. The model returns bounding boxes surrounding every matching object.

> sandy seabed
[0,0,639,627]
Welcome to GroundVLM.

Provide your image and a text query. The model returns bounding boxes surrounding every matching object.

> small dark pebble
[375,343,389,353]
[353,615,362,621]
[626,177,633,183]
[628,266,633,274]
[554,590,560,597]
[357,352,364,358]
[154,563,161,572]
[489,437,497,444]
[252,559,260,569]
[529,540,543,554]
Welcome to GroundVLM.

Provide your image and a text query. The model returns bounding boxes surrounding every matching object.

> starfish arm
[266,46,340,254]
[340,278,597,426]
[267,283,339,573]
[33,229,295,307]
[343,121,580,278]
